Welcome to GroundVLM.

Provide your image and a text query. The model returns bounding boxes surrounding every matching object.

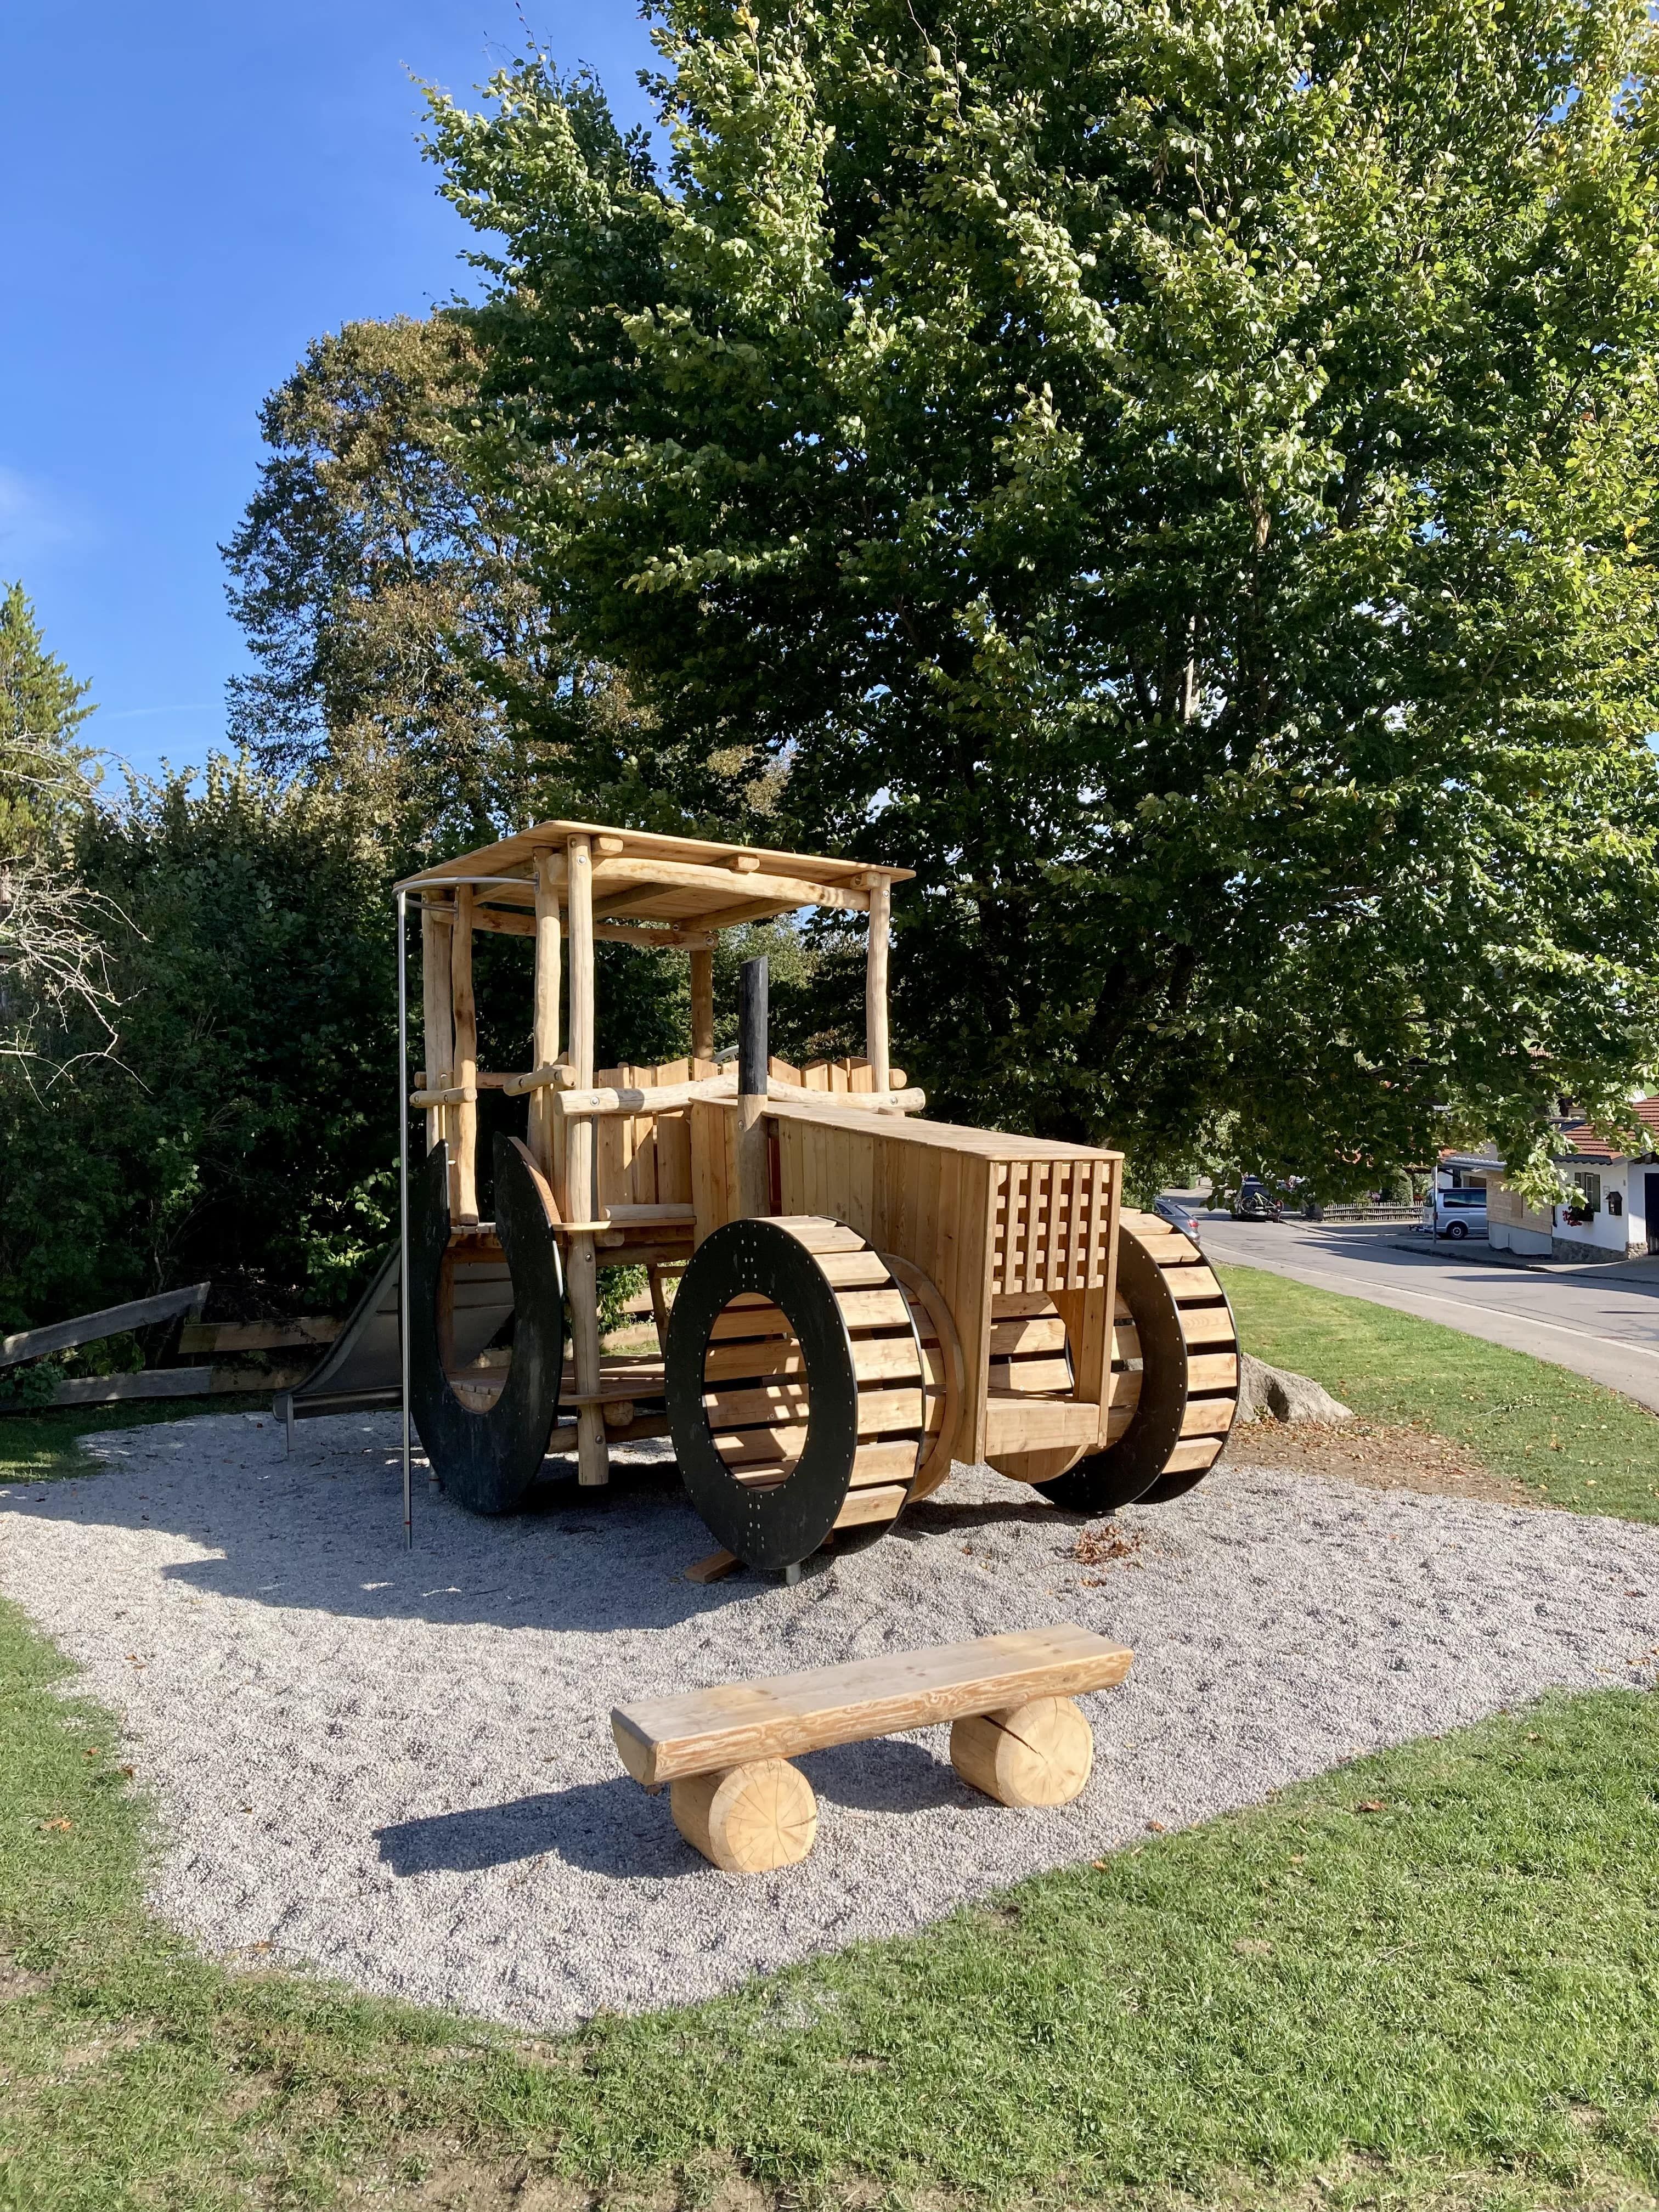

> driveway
[1196,1217,1659,1413]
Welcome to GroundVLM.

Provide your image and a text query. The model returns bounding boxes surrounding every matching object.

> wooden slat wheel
[1030,1212,1240,1513]
[665,1216,943,1570]
[407,1135,568,1513]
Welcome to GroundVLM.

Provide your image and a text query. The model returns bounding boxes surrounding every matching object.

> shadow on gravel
[375,1779,704,1880]
[375,1736,988,1881]
[13,1417,1102,1636]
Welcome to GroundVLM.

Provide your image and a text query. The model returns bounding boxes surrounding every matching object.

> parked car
[1154,1193,1202,1244]
[1231,1177,1284,1223]
[1424,1187,1488,1240]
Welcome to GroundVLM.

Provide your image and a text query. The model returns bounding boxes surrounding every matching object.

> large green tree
[428,0,1659,1195]
[223,314,654,851]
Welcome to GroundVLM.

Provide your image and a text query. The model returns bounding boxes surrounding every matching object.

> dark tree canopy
[428,0,1659,1197]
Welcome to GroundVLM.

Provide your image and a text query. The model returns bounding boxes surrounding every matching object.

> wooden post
[865,875,891,1093]
[420,900,454,1162]
[689,946,714,1065]
[737,956,770,1220]
[565,834,609,1487]
[451,885,479,1224]
[530,849,562,1181]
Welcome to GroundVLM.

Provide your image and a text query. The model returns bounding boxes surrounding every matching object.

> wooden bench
[611,1625,1133,1871]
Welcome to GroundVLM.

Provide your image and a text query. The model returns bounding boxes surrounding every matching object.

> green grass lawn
[4,1293,1659,2207]
[1219,1260,1659,1523]
[0,1395,273,1485]
[3,1588,1657,2211]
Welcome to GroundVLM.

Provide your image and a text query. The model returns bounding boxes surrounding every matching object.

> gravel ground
[2,1410,1657,2033]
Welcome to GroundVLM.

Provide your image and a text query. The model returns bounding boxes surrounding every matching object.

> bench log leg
[670,1759,819,1871]
[950,1696,1093,1808]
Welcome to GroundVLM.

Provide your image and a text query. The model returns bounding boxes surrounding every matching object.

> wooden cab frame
[393,819,1227,1538]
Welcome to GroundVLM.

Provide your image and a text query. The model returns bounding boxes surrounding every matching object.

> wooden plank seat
[612,1624,1133,1870]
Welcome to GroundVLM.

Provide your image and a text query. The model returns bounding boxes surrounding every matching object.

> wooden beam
[450,885,479,1223]
[531,849,562,1180]
[865,875,891,1094]
[564,833,609,1488]
[420,899,455,1158]
[1,1283,210,1371]
[178,1318,340,1355]
[470,904,535,938]
[689,946,714,1061]
[591,854,870,914]
[50,1364,311,1407]
[682,895,814,934]
[557,1073,737,1119]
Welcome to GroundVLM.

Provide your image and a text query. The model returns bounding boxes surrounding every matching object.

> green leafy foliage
[0,579,95,862]
[0,759,400,1329]
[429,1,1659,1195]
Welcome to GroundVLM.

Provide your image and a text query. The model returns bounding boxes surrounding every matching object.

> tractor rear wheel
[407,1135,567,1513]
[1031,1212,1240,1514]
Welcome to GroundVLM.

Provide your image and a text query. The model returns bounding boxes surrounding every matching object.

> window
[1573,1171,1601,1211]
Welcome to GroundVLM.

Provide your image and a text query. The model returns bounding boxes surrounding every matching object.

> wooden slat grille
[990,1157,1111,1295]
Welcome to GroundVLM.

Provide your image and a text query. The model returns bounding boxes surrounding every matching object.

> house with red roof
[1487,1099,1659,1262]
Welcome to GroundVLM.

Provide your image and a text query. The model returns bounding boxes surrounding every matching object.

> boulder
[1238,1352,1354,1425]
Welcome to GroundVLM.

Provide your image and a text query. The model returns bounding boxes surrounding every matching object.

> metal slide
[274,1240,514,1442]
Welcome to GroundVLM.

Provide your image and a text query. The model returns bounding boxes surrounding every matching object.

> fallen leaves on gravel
[1073,1524,1143,1566]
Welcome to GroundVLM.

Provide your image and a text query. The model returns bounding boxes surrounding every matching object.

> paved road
[1195,1216,1659,1412]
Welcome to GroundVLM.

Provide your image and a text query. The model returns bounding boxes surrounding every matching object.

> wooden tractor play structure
[387,822,1241,1571]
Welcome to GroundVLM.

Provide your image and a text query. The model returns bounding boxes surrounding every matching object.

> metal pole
[397,887,413,1551]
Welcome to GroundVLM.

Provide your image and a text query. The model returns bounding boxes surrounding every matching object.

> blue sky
[0,1,657,783]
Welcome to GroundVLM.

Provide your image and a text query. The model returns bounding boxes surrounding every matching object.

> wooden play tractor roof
[397,820,913,939]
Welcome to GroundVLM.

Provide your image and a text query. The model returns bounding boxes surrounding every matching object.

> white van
[1424,1187,1488,1240]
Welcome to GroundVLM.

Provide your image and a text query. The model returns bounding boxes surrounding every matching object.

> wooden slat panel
[708,1301,793,1342]
[849,1438,921,1486]
[815,1250,893,1289]
[1188,1351,1239,1391]
[1161,1435,1224,1474]
[1180,1397,1237,1437]
[712,1423,808,1465]
[706,1379,810,1426]
[989,1316,1068,1356]
[690,1101,724,1244]
[988,1355,1075,1395]
[855,1385,929,1436]
[1181,1307,1238,1347]
[836,1289,912,1330]
[703,1334,922,1387]
[983,1394,1102,1450]
[833,1482,908,1530]
[774,1216,867,1254]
